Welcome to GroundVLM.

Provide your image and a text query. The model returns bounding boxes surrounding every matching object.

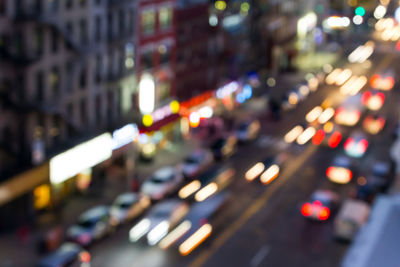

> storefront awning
[0,163,49,206]
[139,113,180,133]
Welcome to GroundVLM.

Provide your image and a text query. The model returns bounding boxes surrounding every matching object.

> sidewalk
[0,139,198,267]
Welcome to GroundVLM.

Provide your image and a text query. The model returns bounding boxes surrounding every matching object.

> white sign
[112,124,139,150]
[50,133,113,184]
[138,73,155,114]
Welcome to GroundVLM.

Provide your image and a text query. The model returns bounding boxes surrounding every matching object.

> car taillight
[318,207,330,220]
[301,203,312,217]
[328,132,342,148]
[312,130,325,145]
[344,138,354,150]
[358,139,368,153]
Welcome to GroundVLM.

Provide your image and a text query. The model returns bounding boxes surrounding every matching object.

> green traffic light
[355,6,365,16]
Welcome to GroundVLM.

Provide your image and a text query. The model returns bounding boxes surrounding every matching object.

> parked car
[110,193,151,226]
[140,167,184,200]
[66,206,111,246]
[180,149,214,179]
[129,199,189,245]
[235,119,261,142]
[301,190,339,221]
[333,199,370,241]
[210,135,237,160]
[36,242,85,267]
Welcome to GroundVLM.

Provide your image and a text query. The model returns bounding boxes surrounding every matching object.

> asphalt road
[77,34,400,267]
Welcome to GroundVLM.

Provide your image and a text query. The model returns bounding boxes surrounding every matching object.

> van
[333,199,370,241]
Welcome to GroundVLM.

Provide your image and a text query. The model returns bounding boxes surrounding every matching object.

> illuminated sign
[216,81,239,99]
[142,100,180,127]
[50,133,113,184]
[297,12,317,38]
[138,73,155,114]
[112,124,139,150]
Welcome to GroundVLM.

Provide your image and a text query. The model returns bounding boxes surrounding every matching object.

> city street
[66,43,400,267]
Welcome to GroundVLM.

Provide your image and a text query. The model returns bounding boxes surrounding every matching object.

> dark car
[210,135,237,160]
[36,242,85,267]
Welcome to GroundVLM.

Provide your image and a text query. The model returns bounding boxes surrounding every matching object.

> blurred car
[210,135,237,160]
[334,94,363,126]
[312,122,343,148]
[109,193,151,226]
[361,90,385,111]
[333,199,370,241]
[245,153,288,184]
[235,119,261,142]
[66,206,111,246]
[344,131,369,158]
[140,167,184,200]
[363,114,386,135]
[139,143,157,161]
[301,190,339,221]
[326,155,354,184]
[178,165,235,201]
[370,73,394,91]
[159,192,229,254]
[180,149,214,179]
[36,242,85,267]
[129,199,189,245]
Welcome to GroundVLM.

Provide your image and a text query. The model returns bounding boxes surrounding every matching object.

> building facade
[0,0,138,229]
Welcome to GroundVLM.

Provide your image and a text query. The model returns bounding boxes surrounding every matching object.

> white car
[180,149,214,178]
[110,193,151,226]
[140,167,184,200]
[129,199,189,245]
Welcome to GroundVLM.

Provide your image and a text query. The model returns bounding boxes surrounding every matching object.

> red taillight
[370,74,380,88]
[301,203,312,217]
[376,92,385,102]
[328,132,342,148]
[326,167,333,177]
[358,139,368,152]
[362,91,372,105]
[318,207,330,220]
[344,138,354,150]
[312,130,325,145]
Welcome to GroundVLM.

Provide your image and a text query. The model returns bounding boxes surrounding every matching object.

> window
[128,9,134,34]
[125,43,134,70]
[79,0,87,6]
[118,10,125,35]
[159,7,173,30]
[159,44,170,65]
[50,28,58,53]
[33,26,44,56]
[65,21,73,49]
[141,51,153,70]
[65,0,73,9]
[95,94,102,125]
[36,71,44,101]
[0,0,6,14]
[95,16,102,42]
[49,0,58,12]
[65,61,73,92]
[79,19,88,45]
[79,67,86,89]
[95,55,102,83]
[141,9,155,35]
[80,98,87,125]
[49,67,60,96]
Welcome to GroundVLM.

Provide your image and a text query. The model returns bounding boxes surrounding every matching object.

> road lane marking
[250,245,270,267]
[188,145,317,267]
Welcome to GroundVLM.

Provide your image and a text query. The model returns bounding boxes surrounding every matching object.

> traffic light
[355,6,366,16]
